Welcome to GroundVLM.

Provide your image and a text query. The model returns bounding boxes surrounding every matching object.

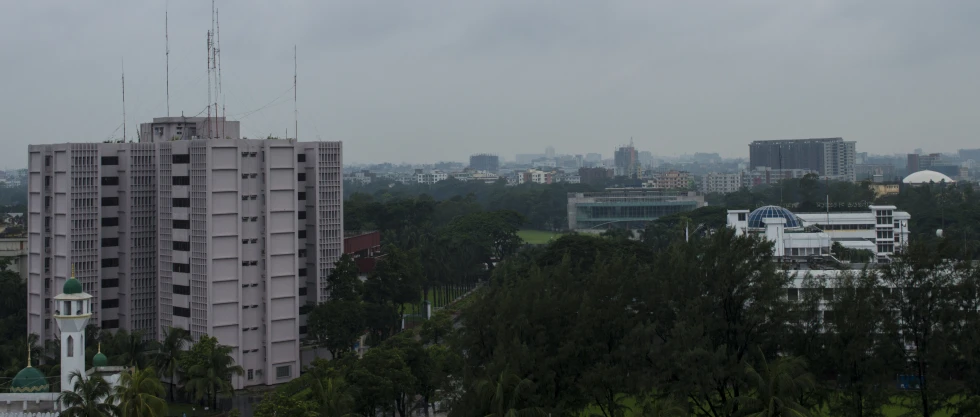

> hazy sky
[2,1,979,167]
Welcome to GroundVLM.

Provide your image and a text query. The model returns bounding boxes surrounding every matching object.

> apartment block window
[173,219,190,229]
[298,211,306,220]
[172,154,190,164]
[297,154,306,162]
[101,217,119,227]
[101,298,119,309]
[299,286,307,296]
[101,279,119,288]
[298,230,306,239]
[101,197,119,206]
[299,268,307,277]
[298,192,306,200]
[299,325,308,334]
[172,263,191,273]
[102,320,120,329]
[173,284,191,295]
[298,249,307,258]
[101,156,119,165]
[172,176,190,186]
[276,365,291,379]
[172,241,190,251]
[173,306,191,317]
[247,370,254,380]
[45,155,52,166]
[297,173,306,181]
[172,198,190,207]
[101,176,119,186]
[101,258,119,268]
[101,238,119,247]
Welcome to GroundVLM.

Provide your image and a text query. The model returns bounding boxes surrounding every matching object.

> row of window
[102,279,119,288]
[102,217,119,227]
[241,261,259,266]
[102,298,119,309]
[102,197,118,206]
[101,156,119,165]
[172,154,190,164]
[173,241,190,251]
[299,287,307,296]
[173,284,191,295]
[102,238,118,247]
[172,263,190,273]
[102,176,119,186]
[172,176,190,185]
[102,258,119,268]
[242,238,259,244]
[173,306,191,317]
[102,320,119,329]
[173,198,190,207]
[173,219,190,229]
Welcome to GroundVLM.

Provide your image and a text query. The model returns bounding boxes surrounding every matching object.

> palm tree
[58,370,120,417]
[475,370,546,417]
[636,396,688,417]
[185,343,243,410]
[113,330,158,370]
[153,327,191,401]
[113,367,168,417]
[735,347,816,417]
[310,374,355,417]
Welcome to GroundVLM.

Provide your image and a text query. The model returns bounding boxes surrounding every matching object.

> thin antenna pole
[122,59,126,142]
[207,30,211,138]
[294,45,298,140]
[166,1,170,117]
[217,7,222,138]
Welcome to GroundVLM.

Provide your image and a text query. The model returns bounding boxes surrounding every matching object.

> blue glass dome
[747,205,803,229]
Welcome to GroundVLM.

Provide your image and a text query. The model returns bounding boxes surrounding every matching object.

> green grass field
[518,229,560,245]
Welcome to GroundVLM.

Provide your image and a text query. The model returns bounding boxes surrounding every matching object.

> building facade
[700,172,743,194]
[519,169,554,184]
[567,189,705,231]
[749,138,856,181]
[614,144,639,177]
[468,154,500,174]
[643,170,692,190]
[26,135,342,389]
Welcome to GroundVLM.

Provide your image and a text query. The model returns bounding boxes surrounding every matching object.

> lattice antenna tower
[165,1,170,117]
[122,59,126,142]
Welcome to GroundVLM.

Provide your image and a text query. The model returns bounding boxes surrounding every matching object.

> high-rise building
[749,138,856,181]
[545,146,556,159]
[907,152,942,173]
[468,154,499,173]
[26,118,342,389]
[614,142,639,178]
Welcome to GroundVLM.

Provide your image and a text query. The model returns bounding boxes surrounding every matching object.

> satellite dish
[936,229,943,237]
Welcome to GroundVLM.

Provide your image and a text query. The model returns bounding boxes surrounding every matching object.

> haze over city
[2,0,979,168]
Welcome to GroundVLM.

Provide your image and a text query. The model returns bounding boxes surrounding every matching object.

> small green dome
[93,351,108,367]
[63,278,83,295]
[10,366,49,393]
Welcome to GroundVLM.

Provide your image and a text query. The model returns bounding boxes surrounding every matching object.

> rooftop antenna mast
[165,1,170,117]
[217,7,223,139]
[122,59,126,142]
[294,45,298,140]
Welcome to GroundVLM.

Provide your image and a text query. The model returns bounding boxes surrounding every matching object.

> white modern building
[727,205,910,262]
[26,118,343,389]
[701,172,743,194]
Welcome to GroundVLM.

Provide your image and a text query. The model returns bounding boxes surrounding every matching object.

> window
[102,217,119,227]
[172,176,190,185]
[101,156,119,165]
[298,230,306,239]
[102,238,119,247]
[101,176,119,186]
[100,319,119,329]
[299,268,307,277]
[102,279,119,288]
[101,258,119,268]
[299,325,308,334]
[101,197,119,206]
[101,298,119,309]
[172,198,190,207]
[276,365,291,379]
[173,241,190,251]
[297,154,306,162]
[173,219,190,229]
[173,284,191,295]
[242,195,249,201]
[67,336,74,357]
[247,369,254,380]
[298,211,306,220]
[172,263,191,273]
[299,286,307,296]
[172,154,190,164]
[45,155,52,166]
[297,173,306,181]
[172,306,191,317]
[298,192,306,200]
[738,213,746,221]
[298,249,306,258]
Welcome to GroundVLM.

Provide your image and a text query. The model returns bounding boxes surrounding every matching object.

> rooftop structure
[568,189,705,231]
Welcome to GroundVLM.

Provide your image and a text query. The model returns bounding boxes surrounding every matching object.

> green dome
[10,366,49,393]
[63,278,83,295]
[93,351,108,367]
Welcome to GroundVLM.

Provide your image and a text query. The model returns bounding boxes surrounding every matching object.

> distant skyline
[2,1,979,168]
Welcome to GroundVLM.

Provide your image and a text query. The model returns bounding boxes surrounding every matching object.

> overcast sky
[2,1,979,167]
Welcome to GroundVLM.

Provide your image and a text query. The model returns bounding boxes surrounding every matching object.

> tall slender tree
[58,370,120,417]
[153,326,191,401]
[113,367,168,417]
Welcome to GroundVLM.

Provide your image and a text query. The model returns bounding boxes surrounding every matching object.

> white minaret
[54,265,93,390]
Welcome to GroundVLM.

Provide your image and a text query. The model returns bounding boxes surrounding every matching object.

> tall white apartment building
[26,117,342,388]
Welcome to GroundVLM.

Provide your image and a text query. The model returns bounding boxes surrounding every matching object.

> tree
[419,311,453,345]
[310,375,355,417]
[475,370,545,417]
[113,367,168,417]
[58,370,120,417]
[445,210,525,271]
[347,346,416,417]
[363,245,423,341]
[153,326,191,401]
[181,336,244,410]
[328,254,364,302]
[109,330,156,370]
[308,300,366,359]
[253,392,319,417]
[735,348,816,417]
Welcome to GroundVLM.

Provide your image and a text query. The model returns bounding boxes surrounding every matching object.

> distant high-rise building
[614,142,639,178]
[958,148,980,162]
[468,154,499,173]
[749,138,855,181]
[907,152,942,173]
[27,118,343,389]
[585,153,602,163]
[578,167,612,187]
[545,146,556,159]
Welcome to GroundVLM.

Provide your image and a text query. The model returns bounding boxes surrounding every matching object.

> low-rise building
[700,172,743,194]
[519,169,554,184]
[567,189,705,231]
[643,170,692,190]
